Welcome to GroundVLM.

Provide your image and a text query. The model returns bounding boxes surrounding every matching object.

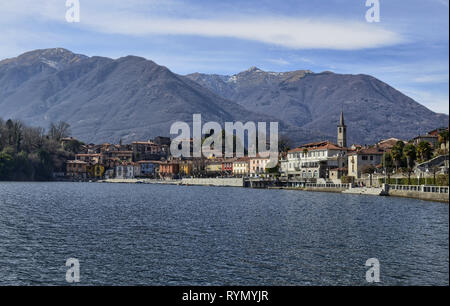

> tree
[361,165,376,186]
[381,152,394,183]
[22,126,45,153]
[265,164,279,175]
[432,165,440,185]
[390,141,405,172]
[0,117,76,181]
[403,144,416,168]
[341,175,353,184]
[278,136,293,153]
[0,150,13,179]
[48,121,71,141]
[403,144,416,185]
[417,141,432,163]
[438,129,449,154]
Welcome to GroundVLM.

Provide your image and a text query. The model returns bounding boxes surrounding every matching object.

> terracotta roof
[234,157,250,162]
[288,141,345,153]
[349,147,384,155]
[377,138,404,150]
[222,158,239,163]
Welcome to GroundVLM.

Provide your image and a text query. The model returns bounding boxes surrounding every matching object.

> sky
[0,0,448,114]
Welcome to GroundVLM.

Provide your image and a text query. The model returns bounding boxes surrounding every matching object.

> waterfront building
[101,150,133,168]
[233,158,250,176]
[283,112,350,181]
[249,155,271,176]
[285,141,348,180]
[66,160,88,179]
[222,159,236,175]
[115,162,140,179]
[179,161,193,177]
[138,161,160,177]
[75,153,101,164]
[280,157,288,177]
[159,161,180,178]
[347,147,384,178]
[329,167,348,181]
[87,164,105,178]
[206,161,223,175]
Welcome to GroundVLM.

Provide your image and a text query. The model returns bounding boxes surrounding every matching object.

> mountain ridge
[186,67,448,145]
[0,48,447,145]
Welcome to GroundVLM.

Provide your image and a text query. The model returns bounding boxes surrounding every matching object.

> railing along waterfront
[389,185,449,194]
[305,183,350,189]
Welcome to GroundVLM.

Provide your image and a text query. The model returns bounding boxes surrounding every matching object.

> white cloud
[81,15,404,50]
[0,1,404,51]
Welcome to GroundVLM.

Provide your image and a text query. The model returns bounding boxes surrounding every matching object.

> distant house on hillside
[413,134,438,147]
[376,138,405,151]
[428,127,447,137]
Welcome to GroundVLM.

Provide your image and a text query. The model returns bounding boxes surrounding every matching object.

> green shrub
[437,174,449,186]
[341,175,353,184]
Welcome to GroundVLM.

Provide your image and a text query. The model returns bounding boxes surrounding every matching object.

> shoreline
[1,179,447,204]
[99,178,449,204]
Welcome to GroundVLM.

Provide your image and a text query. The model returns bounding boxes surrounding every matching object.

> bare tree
[48,121,71,141]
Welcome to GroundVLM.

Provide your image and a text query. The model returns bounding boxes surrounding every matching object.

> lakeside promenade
[99,177,449,203]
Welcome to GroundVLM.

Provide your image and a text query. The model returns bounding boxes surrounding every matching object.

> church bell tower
[337,111,347,148]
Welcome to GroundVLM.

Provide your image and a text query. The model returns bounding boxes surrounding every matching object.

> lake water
[0,182,448,285]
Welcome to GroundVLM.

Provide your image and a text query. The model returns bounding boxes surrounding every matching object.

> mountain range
[0,48,447,145]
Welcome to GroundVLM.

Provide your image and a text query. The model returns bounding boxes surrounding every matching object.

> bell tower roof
[339,111,345,126]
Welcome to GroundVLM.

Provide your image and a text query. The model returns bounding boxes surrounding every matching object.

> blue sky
[0,0,448,114]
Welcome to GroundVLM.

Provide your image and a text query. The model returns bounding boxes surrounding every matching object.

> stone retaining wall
[389,190,449,203]
[181,178,244,187]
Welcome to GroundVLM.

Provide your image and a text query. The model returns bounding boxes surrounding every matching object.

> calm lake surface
[0,182,448,285]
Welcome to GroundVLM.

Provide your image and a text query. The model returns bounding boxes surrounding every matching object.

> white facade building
[115,163,140,179]
[283,141,348,180]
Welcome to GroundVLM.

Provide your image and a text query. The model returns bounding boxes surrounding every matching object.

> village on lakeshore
[58,112,450,198]
[2,110,447,201]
